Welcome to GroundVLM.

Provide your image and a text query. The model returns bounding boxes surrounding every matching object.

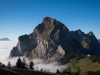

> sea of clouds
[0,40,66,73]
[0,40,18,64]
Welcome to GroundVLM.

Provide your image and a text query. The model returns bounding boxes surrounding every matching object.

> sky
[0,0,100,40]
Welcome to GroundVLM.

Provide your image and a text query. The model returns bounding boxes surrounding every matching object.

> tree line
[0,58,60,73]
[60,51,85,64]
[0,57,34,69]
[89,55,100,63]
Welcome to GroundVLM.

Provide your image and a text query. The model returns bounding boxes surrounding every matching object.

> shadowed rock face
[10,17,100,62]
[70,30,100,55]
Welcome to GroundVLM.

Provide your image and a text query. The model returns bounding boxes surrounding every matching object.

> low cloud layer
[0,40,18,64]
[0,41,66,73]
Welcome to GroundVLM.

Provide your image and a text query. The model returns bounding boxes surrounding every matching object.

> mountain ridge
[10,17,100,62]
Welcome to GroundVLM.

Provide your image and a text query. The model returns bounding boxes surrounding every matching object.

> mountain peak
[42,17,56,25]
[33,17,69,40]
[78,29,81,31]
[88,31,94,36]
[75,29,83,34]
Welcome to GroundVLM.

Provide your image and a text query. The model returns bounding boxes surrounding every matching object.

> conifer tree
[7,61,11,68]
[41,68,43,71]
[29,61,34,69]
[21,58,26,68]
[56,69,60,73]
[16,57,22,68]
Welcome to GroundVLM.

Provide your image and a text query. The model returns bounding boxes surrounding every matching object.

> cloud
[33,61,66,73]
[0,40,18,64]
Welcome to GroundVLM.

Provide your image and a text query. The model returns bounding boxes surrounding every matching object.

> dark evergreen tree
[2,64,5,67]
[7,61,11,68]
[41,68,43,71]
[90,55,98,63]
[56,69,60,73]
[16,57,22,68]
[29,61,34,69]
[21,58,27,69]
[60,51,84,64]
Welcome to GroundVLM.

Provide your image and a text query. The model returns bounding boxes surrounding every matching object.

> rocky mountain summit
[10,17,100,62]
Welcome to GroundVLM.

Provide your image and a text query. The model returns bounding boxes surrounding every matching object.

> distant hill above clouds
[0,38,10,41]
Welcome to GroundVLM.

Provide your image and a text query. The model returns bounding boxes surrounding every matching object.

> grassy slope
[66,57,100,73]
[0,68,19,75]
[0,68,61,75]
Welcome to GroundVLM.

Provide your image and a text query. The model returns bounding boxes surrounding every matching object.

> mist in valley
[0,41,66,73]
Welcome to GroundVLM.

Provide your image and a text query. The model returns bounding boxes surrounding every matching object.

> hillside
[65,57,100,73]
[0,67,66,75]
[1,57,100,75]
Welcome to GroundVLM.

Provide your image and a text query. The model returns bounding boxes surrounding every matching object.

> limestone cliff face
[10,17,100,62]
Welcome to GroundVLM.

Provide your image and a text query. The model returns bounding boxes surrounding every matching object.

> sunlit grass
[66,57,100,73]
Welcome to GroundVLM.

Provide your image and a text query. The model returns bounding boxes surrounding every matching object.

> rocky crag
[10,17,100,62]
